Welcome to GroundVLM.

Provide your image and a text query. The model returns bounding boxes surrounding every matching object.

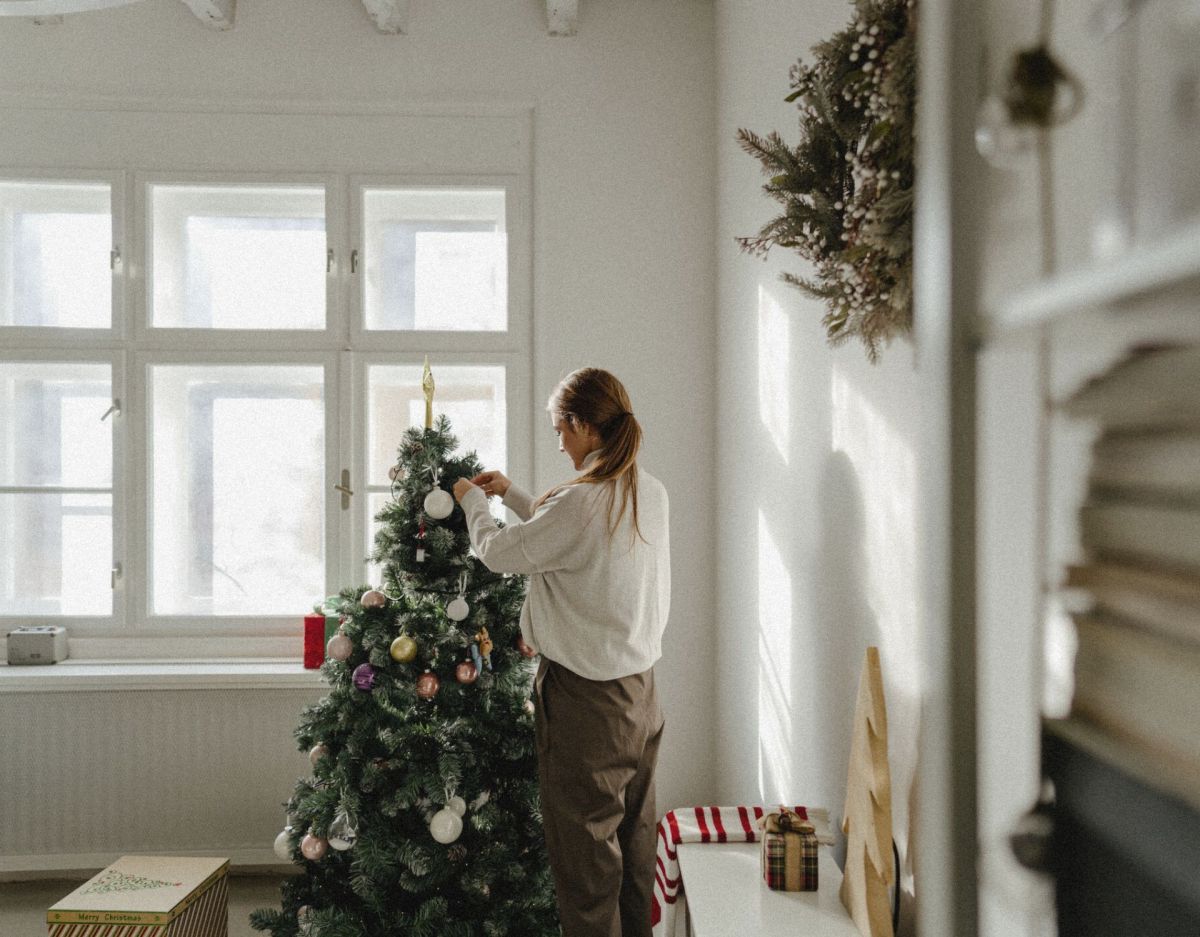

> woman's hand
[452,478,480,504]
[470,470,512,499]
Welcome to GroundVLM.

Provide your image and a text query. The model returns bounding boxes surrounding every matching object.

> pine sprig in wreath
[737,0,916,362]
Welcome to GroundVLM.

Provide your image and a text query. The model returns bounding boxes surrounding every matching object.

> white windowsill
[0,658,326,693]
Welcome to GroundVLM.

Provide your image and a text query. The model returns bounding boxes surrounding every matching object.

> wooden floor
[0,873,291,937]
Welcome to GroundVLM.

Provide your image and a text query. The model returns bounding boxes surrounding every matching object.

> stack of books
[1057,345,1200,809]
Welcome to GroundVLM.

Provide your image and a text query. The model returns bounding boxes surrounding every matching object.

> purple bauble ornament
[352,662,377,692]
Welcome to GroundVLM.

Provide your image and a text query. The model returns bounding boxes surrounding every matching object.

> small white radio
[6,626,69,665]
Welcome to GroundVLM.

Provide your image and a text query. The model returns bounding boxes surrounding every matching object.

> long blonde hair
[536,367,644,541]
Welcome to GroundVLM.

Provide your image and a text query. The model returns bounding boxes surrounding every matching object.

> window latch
[101,399,121,422]
[111,563,122,590]
[335,469,354,510]
[327,248,334,274]
[110,247,121,270]
[351,249,359,274]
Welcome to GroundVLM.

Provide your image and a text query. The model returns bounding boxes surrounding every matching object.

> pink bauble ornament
[326,631,352,662]
[516,637,538,659]
[360,589,387,609]
[416,671,440,699]
[455,661,478,685]
[300,833,328,861]
[308,743,329,766]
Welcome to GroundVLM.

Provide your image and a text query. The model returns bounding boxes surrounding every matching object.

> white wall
[0,0,718,852]
[714,0,922,919]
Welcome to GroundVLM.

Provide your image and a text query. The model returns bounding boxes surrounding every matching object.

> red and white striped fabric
[650,805,834,937]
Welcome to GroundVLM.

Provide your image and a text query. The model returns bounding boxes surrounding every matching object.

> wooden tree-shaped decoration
[840,646,894,937]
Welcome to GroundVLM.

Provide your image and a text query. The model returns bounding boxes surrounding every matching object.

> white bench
[676,842,860,937]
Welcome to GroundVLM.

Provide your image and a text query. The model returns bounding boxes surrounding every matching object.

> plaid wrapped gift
[759,807,819,891]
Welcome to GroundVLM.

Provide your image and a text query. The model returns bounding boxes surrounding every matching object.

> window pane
[367,364,507,484]
[0,362,112,488]
[0,492,112,615]
[366,364,507,578]
[150,185,326,330]
[150,365,324,615]
[0,181,112,328]
[362,188,507,331]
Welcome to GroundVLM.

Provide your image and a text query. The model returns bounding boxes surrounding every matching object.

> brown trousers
[534,656,665,937]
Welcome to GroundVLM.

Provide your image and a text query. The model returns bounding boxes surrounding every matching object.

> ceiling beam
[546,0,577,36]
[360,0,408,34]
[179,0,234,30]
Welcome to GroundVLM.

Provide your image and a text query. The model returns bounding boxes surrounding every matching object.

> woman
[452,367,670,937]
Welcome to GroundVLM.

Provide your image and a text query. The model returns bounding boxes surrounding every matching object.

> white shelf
[677,843,858,937]
[984,221,1200,339]
[0,659,326,693]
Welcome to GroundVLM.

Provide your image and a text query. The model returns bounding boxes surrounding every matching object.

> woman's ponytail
[538,369,645,542]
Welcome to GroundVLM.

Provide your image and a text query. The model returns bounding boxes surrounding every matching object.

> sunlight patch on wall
[757,284,790,462]
[831,367,920,694]
[757,507,794,802]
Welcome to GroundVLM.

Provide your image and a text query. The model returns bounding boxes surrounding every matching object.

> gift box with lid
[759,807,819,891]
[47,855,229,937]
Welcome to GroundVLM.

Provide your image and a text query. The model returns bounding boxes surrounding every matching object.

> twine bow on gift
[757,806,816,836]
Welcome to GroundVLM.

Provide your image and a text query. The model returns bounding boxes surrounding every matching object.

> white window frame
[0,167,532,661]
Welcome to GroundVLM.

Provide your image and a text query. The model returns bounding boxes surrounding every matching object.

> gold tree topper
[421,356,435,429]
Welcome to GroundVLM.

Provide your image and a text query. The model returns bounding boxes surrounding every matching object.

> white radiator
[0,686,319,874]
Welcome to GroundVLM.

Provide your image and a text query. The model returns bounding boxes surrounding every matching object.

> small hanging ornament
[328,809,358,851]
[416,670,440,700]
[326,628,352,662]
[273,826,293,862]
[524,699,535,716]
[455,660,478,684]
[300,832,328,861]
[474,627,493,670]
[308,743,329,767]
[360,589,387,609]
[446,571,470,621]
[516,636,538,659]
[446,796,468,817]
[429,807,464,844]
[390,634,418,663]
[352,662,377,692]
[416,519,427,563]
[387,463,403,483]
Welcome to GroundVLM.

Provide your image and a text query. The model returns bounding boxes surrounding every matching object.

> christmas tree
[251,394,558,937]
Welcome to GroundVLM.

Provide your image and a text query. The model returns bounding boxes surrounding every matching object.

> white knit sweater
[460,458,670,681]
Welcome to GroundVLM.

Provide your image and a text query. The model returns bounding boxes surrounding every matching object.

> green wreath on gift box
[737,0,916,362]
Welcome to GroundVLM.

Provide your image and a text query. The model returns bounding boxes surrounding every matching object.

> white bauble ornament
[429,807,464,844]
[446,796,467,818]
[423,488,454,520]
[273,828,293,861]
[446,596,469,621]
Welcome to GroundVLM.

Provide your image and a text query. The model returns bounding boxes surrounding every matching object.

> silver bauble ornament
[446,596,469,621]
[429,807,464,844]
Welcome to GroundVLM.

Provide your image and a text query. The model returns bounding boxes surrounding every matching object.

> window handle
[111,563,122,590]
[110,247,121,270]
[101,399,121,422]
[335,469,354,510]
[327,248,334,274]
[351,249,359,274]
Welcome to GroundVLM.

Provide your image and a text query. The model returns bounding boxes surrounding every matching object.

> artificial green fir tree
[251,413,558,937]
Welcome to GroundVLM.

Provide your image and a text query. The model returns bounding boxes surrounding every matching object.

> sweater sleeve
[501,483,536,522]
[461,485,584,574]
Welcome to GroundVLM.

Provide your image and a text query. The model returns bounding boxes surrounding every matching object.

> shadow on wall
[809,448,878,867]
